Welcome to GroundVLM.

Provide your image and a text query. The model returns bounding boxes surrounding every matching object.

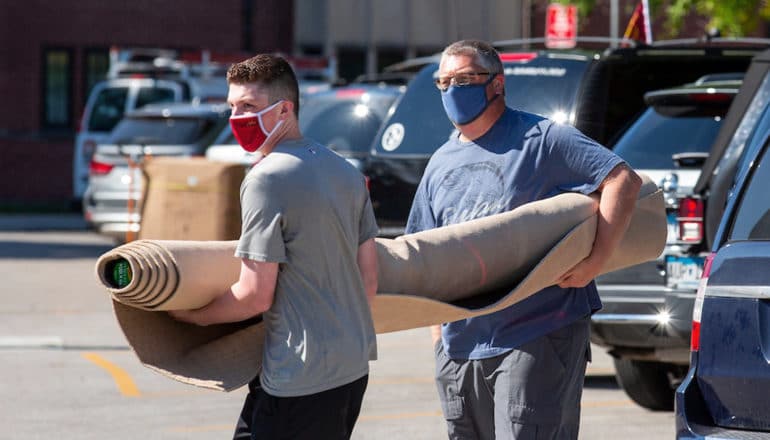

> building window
[84,49,110,104]
[42,48,73,128]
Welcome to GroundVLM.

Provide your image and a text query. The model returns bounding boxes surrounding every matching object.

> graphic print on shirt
[436,161,512,225]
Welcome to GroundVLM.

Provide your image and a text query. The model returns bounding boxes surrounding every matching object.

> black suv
[366,39,768,237]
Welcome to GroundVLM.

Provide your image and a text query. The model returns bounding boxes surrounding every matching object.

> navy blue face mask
[440,74,499,125]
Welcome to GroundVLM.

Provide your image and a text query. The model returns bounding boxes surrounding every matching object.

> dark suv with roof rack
[366,38,768,237]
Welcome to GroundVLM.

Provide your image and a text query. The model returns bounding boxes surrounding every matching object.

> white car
[73,78,186,202]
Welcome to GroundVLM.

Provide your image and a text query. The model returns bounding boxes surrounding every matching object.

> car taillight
[364,175,371,192]
[691,252,716,352]
[499,52,538,62]
[335,88,366,98]
[89,160,114,176]
[690,92,733,103]
[678,197,704,242]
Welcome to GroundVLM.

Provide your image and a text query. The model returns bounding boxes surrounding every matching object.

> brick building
[0,0,752,209]
[0,0,292,209]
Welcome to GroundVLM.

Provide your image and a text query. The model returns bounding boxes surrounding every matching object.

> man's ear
[494,74,505,95]
[280,100,295,117]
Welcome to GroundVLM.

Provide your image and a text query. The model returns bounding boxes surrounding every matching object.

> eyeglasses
[434,72,492,91]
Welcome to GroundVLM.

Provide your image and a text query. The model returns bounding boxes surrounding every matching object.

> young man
[406,40,642,439]
[169,54,379,440]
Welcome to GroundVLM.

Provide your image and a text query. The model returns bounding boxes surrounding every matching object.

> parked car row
[366,39,766,237]
[83,82,404,241]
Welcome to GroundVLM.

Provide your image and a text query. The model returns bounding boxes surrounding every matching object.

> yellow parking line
[82,352,141,397]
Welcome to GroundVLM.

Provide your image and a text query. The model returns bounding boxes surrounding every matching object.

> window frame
[727,137,770,242]
[40,46,74,130]
[82,47,110,106]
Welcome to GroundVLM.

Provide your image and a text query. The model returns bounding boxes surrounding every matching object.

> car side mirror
[672,152,709,169]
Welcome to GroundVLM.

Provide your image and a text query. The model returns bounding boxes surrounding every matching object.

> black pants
[233,375,368,440]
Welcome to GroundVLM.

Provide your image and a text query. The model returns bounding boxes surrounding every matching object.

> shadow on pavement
[584,374,620,390]
[0,241,113,259]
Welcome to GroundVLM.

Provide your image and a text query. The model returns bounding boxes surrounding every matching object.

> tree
[549,0,770,38]
[659,0,770,37]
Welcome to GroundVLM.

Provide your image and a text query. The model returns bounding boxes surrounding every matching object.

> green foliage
[651,0,770,37]
[550,0,770,38]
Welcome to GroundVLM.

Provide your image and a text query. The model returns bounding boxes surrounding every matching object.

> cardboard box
[139,157,246,241]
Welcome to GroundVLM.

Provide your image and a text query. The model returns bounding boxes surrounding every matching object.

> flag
[624,0,653,44]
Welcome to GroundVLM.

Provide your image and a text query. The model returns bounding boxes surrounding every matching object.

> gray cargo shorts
[433,317,591,440]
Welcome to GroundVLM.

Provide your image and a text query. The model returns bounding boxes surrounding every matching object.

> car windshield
[110,116,216,145]
[299,91,399,153]
[372,55,590,156]
[87,87,129,132]
[613,107,725,169]
[135,86,177,108]
[301,101,388,153]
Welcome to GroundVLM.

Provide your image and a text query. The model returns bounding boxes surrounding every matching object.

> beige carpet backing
[96,175,666,391]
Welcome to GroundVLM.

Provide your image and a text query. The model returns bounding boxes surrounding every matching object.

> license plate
[665,255,705,290]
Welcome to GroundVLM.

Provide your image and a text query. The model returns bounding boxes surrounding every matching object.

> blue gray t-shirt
[406,108,624,360]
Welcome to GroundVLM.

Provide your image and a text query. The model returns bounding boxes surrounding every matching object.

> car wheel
[612,358,675,411]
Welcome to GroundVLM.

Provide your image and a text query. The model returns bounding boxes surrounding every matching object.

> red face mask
[229,101,283,152]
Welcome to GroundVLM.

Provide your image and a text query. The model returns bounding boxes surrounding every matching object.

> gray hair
[441,40,503,74]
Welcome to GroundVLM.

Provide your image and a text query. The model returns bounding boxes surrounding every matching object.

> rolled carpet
[96,175,666,391]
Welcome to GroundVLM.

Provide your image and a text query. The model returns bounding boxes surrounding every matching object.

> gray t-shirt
[236,137,379,397]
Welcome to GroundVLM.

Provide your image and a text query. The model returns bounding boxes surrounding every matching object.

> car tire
[612,358,675,411]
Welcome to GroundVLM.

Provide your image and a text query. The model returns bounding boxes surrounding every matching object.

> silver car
[83,102,231,241]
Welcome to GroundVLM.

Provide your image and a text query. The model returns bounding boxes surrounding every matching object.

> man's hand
[557,255,605,288]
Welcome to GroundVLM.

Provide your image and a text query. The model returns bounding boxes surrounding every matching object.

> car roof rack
[492,36,639,50]
[648,37,770,47]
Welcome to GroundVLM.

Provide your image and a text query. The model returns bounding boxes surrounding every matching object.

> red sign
[545,4,578,49]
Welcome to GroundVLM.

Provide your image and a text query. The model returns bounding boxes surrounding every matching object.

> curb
[0,214,88,232]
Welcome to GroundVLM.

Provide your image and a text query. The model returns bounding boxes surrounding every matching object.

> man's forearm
[173,282,270,326]
[591,166,642,263]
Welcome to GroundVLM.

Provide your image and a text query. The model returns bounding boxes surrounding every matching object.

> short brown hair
[227,54,300,116]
